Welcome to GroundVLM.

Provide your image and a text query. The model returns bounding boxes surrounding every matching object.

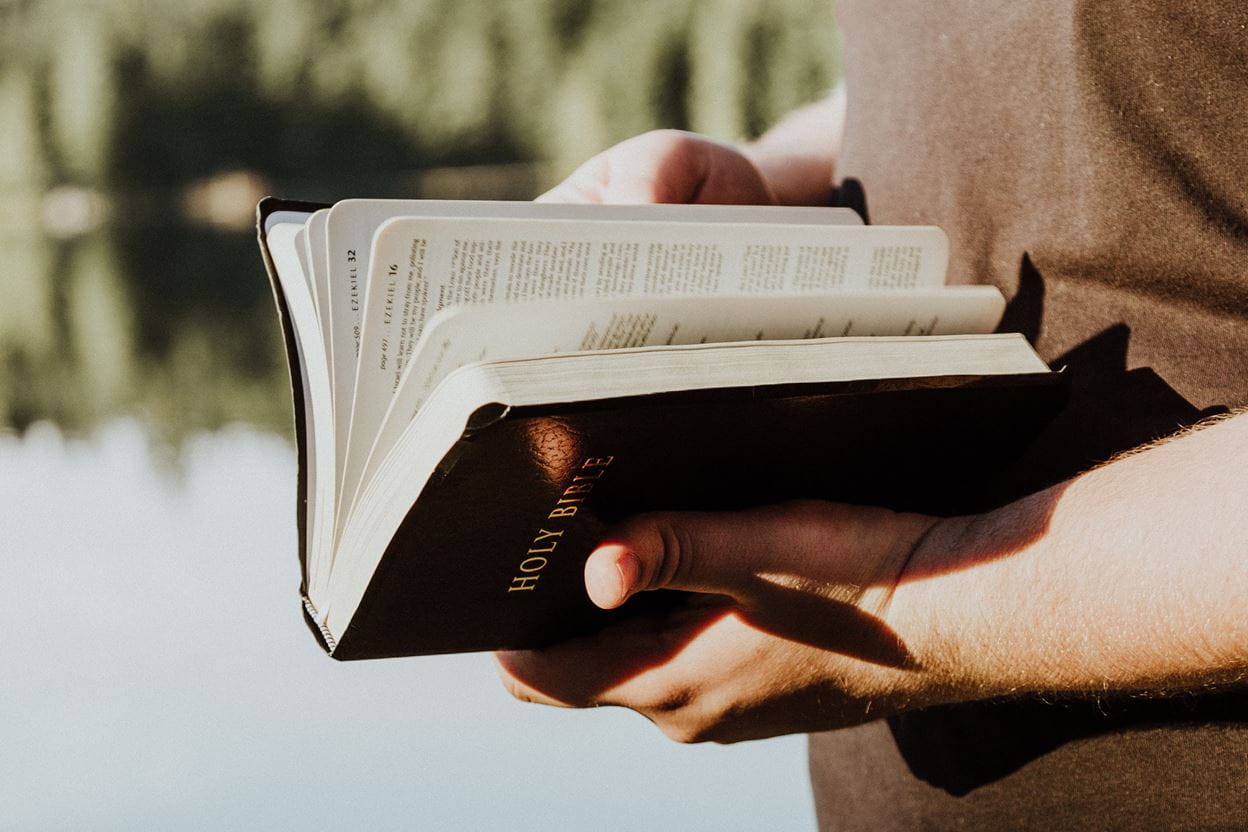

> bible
[257,197,1065,659]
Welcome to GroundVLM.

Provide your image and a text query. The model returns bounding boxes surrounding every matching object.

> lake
[1,197,814,831]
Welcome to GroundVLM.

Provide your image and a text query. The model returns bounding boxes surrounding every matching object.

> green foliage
[0,0,840,442]
[3,0,838,188]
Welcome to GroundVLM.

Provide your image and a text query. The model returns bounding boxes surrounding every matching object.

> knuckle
[637,129,706,168]
[661,724,702,745]
[500,673,534,704]
[650,515,689,589]
[626,675,694,716]
[660,715,721,745]
[641,685,694,715]
[638,512,700,590]
[611,512,688,591]
[657,713,704,744]
[640,689,737,745]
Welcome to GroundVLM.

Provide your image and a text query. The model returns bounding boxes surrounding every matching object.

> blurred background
[1,1,839,828]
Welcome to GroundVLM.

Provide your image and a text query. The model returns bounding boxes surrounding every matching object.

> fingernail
[585,544,640,609]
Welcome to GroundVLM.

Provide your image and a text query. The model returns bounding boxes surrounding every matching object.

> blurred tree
[0,0,839,441]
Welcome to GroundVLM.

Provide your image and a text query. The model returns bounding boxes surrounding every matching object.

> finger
[587,501,939,612]
[495,601,732,708]
[604,130,773,205]
[584,507,804,608]
[502,611,796,743]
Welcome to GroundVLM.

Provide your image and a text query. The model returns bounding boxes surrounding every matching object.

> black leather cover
[340,372,1066,658]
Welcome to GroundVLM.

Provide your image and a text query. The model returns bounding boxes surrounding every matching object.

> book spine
[301,595,338,654]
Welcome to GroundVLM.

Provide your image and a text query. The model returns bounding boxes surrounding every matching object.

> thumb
[584,509,793,609]
[583,502,935,613]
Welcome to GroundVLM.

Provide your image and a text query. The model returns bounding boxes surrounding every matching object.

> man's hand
[496,502,948,744]
[497,415,1248,743]
[537,88,845,207]
[537,129,779,206]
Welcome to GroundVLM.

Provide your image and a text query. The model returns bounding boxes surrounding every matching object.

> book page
[326,201,862,329]
[294,226,316,308]
[266,221,337,600]
[340,284,995,527]
[335,219,948,536]
[325,200,862,511]
[305,209,333,389]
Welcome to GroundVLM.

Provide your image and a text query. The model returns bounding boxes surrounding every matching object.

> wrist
[880,513,993,709]
[808,510,982,718]
[883,497,1091,707]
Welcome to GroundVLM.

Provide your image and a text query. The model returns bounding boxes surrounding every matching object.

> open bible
[257,197,1066,659]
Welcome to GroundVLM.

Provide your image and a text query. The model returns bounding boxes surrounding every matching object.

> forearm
[895,412,1248,705]
[740,83,846,206]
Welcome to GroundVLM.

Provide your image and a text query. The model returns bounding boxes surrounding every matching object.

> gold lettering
[512,454,615,593]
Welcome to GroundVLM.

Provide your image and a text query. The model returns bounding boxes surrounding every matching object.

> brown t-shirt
[810,1,1248,829]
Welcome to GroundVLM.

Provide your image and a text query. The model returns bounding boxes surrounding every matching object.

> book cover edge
[256,196,334,654]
